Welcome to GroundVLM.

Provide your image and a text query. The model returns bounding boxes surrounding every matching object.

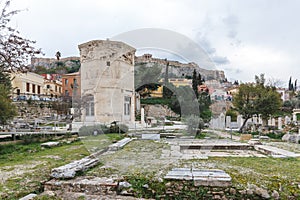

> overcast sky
[9,0,300,85]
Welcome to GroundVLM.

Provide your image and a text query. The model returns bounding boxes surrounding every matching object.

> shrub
[78,124,110,136]
[185,115,204,135]
[140,98,171,105]
[266,132,285,139]
[78,123,129,135]
[109,123,129,133]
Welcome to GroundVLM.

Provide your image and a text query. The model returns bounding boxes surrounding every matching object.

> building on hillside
[211,89,228,101]
[205,80,222,90]
[146,78,193,98]
[11,72,44,99]
[61,72,80,101]
[146,86,163,98]
[78,39,136,124]
[276,88,290,101]
[41,74,62,81]
[198,84,209,93]
[168,78,192,87]
[44,79,62,98]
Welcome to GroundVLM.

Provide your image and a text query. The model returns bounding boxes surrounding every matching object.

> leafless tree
[0,0,42,73]
[266,77,284,88]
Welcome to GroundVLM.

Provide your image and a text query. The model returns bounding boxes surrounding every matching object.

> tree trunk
[239,117,250,133]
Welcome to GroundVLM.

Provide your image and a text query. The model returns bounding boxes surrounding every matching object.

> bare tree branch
[0,0,42,73]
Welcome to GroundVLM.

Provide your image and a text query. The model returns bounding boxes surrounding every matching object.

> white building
[11,72,44,98]
[78,39,136,125]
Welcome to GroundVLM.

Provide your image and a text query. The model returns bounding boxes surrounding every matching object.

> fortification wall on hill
[135,54,226,81]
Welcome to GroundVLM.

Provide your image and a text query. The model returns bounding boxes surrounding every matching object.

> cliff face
[135,54,226,81]
[31,57,80,69]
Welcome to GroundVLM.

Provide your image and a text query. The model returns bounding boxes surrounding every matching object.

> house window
[90,102,94,116]
[73,78,77,87]
[32,84,36,93]
[55,85,57,92]
[26,83,30,92]
[106,61,110,66]
[124,96,131,116]
[65,90,69,96]
[65,79,68,86]
[37,86,41,94]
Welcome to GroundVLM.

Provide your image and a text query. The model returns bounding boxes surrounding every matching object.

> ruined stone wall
[210,101,233,117]
[143,104,179,118]
[135,55,226,81]
[31,57,80,68]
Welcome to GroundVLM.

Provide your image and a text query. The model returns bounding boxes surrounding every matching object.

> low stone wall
[44,177,117,195]
[44,176,286,200]
[143,104,179,119]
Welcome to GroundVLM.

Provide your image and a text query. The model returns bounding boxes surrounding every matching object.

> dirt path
[209,129,240,140]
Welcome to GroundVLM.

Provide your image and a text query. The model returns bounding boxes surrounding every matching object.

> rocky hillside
[135,54,226,81]
[30,54,226,81]
[30,57,80,74]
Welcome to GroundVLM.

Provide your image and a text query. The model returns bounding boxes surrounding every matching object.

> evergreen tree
[288,77,293,91]
[192,69,199,98]
[197,73,203,86]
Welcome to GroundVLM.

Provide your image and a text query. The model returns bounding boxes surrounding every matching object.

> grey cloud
[113,28,216,70]
[223,14,240,41]
[224,67,242,74]
[198,37,216,54]
[195,32,216,55]
[212,56,230,65]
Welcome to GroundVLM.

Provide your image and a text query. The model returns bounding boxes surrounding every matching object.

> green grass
[181,157,300,199]
[0,140,90,199]
[81,133,125,153]
[0,133,126,199]
[89,139,300,199]
[1,137,299,199]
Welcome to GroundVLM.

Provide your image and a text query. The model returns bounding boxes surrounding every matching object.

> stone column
[268,118,272,126]
[293,113,297,122]
[131,93,135,123]
[253,115,258,125]
[258,114,263,125]
[278,117,282,130]
[237,115,243,128]
[271,118,276,127]
[219,113,225,130]
[141,107,145,127]
[226,116,231,128]
[285,116,290,125]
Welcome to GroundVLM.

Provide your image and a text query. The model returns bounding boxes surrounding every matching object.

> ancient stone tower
[78,40,136,125]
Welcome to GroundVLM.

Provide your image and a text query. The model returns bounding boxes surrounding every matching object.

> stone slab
[180,143,252,151]
[141,133,160,140]
[164,168,232,187]
[41,141,60,148]
[255,145,300,158]
[108,138,133,151]
[164,168,193,180]
[51,157,99,179]
[19,193,37,200]
[45,177,117,195]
